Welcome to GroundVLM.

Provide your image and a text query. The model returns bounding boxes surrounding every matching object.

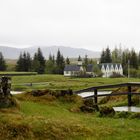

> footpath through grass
[11,74,140,91]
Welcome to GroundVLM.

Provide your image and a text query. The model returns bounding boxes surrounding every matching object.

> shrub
[109,72,124,78]
[99,106,115,117]
[80,99,99,113]
[0,96,19,109]
[116,111,131,118]
[130,113,140,119]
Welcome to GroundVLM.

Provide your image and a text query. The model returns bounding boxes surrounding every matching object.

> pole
[128,86,132,107]
[128,60,130,78]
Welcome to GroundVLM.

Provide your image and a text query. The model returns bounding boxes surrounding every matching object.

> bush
[116,111,131,118]
[0,96,19,109]
[109,72,124,78]
[130,113,140,119]
[99,106,115,117]
[80,99,99,113]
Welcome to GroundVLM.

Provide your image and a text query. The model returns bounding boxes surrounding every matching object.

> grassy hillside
[0,91,140,140]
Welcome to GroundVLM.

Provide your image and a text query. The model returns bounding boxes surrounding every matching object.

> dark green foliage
[78,55,82,61]
[99,106,115,117]
[83,55,89,69]
[16,52,32,72]
[129,69,140,78]
[116,111,131,118]
[66,57,70,65]
[112,46,122,63]
[109,72,124,78]
[32,48,46,74]
[0,97,19,108]
[100,47,112,63]
[130,113,140,119]
[130,49,138,69]
[80,99,99,113]
[0,52,6,71]
[55,49,65,74]
[100,49,105,63]
[46,54,56,74]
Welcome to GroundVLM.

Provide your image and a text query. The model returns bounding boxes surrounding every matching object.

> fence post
[128,85,132,107]
[94,89,98,104]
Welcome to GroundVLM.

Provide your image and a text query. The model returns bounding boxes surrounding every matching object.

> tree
[104,47,112,63]
[55,49,65,74]
[66,57,70,65]
[130,49,138,69]
[100,49,105,63]
[78,55,82,61]
[32,48,46,74]
[83,55,88,69]
[138,51,140,66]
[0,52,6,71]
[100,47,112,63]
[46,54,56,74]
[16,52,32,72]
[112,46,122,63]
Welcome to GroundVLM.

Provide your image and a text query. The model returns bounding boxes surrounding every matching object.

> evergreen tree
[55,49,65,74]
[130,49,138,69]
[66,57,70,65]
[138,51,140,66]
[100,49,105,63]
[83,55,88,69]
[32,48,46,74]
[78,55,82,61]
[100,47,112,63]
[16,52,32,72]
[0,52,6,71]
[105,47,112,63]
[112,47,121,63]
[46,54,56,74]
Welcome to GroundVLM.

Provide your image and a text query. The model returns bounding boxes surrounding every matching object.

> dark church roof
[86,64,93,72]
[64,65,81,71]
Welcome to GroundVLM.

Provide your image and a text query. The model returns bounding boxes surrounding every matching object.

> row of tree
[16,48,66,74]
[0,48,92,74]
[100,46,140,75]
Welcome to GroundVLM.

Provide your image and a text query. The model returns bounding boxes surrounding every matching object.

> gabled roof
[64,65,81,71]
[86,64,93,72]
[100,63,122,69]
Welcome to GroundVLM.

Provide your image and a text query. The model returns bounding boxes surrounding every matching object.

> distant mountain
[0,46,101,59]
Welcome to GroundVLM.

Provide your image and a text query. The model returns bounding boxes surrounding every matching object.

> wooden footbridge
[75,82,140,107]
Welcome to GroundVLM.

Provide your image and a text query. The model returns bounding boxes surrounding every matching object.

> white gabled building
[64,61,94,77]
[100,63,123,77]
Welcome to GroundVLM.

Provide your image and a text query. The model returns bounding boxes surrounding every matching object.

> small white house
[100,63,123,77]
[64,61,94,77]
[64,65,84,77]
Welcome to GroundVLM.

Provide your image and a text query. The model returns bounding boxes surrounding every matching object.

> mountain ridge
[0,46,101,59]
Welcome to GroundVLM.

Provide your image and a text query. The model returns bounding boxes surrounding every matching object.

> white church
[100,63,123,78]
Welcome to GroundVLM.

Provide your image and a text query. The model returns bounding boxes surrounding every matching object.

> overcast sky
[0,0,140,51]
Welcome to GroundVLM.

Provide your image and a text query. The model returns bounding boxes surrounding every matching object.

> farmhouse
[64,61,94,77]
[100,63,123,77]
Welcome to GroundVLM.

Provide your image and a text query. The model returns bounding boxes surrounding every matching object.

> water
[78,91,111,98]
[11,91,23,94]
[113,106,140,113]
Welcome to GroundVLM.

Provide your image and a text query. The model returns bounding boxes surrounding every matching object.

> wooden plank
[94,89,98,104]
[82,92,140,99]
[75,82,140,94]
[128,86,132,107]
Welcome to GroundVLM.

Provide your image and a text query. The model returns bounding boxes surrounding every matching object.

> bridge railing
[75,82,140,106]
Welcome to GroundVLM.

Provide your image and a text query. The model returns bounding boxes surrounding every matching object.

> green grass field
[0,74,140,139]
[11,74,140,91]
[1,93,140,140]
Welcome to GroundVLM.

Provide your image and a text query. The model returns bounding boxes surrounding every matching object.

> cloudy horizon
[0,0,140,51]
